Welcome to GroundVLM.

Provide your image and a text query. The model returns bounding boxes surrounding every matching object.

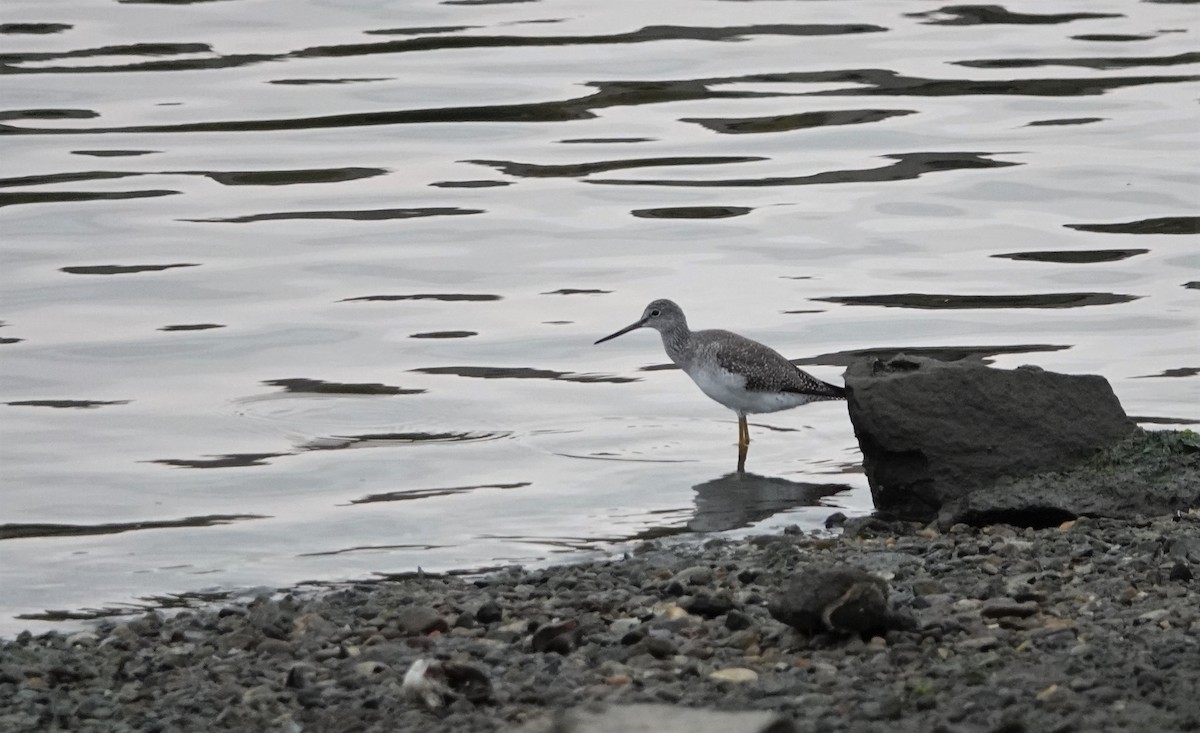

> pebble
[1,514,1196,733]
[709,668,758,683]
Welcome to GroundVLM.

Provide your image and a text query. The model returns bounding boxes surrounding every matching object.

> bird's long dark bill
[594,318,646,345]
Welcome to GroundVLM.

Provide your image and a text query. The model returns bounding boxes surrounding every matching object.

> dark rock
[769,565,910,637]
[442,662,493,705]
[724,609,753,631]
[845,356,1150,521]
[840,516,896,539]
[476,600,503,624]
[395,606,449,636]
[683,594,735,619]
[980,600,1040,619]
[1170,561,1193,582]
[942,430,1200,527]
[531,620,577,654]
[643,636,678,659]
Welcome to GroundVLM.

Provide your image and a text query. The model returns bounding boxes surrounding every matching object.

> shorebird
[595,299,845,472]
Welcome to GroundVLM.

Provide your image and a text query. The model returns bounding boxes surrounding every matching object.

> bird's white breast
[684,364,816,416]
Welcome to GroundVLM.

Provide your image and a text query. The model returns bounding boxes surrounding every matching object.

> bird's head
[595,299,686,344]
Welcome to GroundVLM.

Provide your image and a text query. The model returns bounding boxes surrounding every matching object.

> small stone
[981,600,1039,619]
[476,600,503,624]
[609,618,641,636]
[258,638,294,656]
[1169,561,1193,582]
[355,661,389,677]
[655,603,689,621]
[683,594,734,619]
[1036,683,1059,702]
[531,619,577,654]
[769,565,897,636]
[955,635,1000,652]
[724,610,753,631]
[242,685,277,705]
[396,606,449,636]
[709,667,758,683]
[66,631,98,646]
[605,674,631,686]
[911,580,945,596]
[643,637,677,660]
[670,566,713,586]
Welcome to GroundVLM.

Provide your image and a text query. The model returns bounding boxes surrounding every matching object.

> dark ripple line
[683,109,917,134]
[348,482,531,505]
[992,249,1148,264]
[340,293,501,302]
[263,378,425,395]
[588,151,1020,188]
[0,514,267,541]
[182,207,482,223]
[292,24,887,59]
[1065,217,1200,235]
[955,51,1200,71]
[61,263,198,275]
[301,432,511,452]
[906,6,1122,26]
[812,292,1140,309]
[2,71,1195,136]
[467,156,764,178]
[0,24,885,75]
[0,171,137,188]
[411,366,639,384]
[0,190,179,207]
[149,453,289,468]
[0,167,387,189]
[6,399,130,409]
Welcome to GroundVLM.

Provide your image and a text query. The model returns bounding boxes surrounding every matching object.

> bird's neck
[659,324,693,366]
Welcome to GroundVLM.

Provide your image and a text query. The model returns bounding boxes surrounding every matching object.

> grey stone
[844,356,1137,521]
[395,605,449,636]
[769,565,910,636]
[511,704,795,733]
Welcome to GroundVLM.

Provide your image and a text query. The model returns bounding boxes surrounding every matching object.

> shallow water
[1,0,1197,635]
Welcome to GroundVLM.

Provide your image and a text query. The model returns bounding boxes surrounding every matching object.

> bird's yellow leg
[737,416,749,473]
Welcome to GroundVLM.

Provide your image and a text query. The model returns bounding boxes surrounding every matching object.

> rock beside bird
[768,564,915,637]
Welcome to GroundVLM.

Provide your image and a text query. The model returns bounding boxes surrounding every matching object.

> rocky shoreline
[3,508,1198,733]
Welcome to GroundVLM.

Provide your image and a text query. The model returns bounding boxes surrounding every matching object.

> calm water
[1,0,1197,635]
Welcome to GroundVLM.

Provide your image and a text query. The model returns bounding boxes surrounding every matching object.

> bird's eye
[650,309,661,317]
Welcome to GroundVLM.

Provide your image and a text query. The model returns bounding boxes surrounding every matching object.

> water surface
[1,0,1197,634]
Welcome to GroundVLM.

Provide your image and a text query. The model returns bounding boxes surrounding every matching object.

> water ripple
[183,207,483,223]
[590,152,1020,187]
[0,515,267,541]
[684,109,917,134]
[812,293,1140,309]
[411,366,638,383]
[907,6,1122,26]
[1065,217,1200,235]
[992,249,1148,264]
[263,378,426,396]
[348,482,531,505]
[6,400,131,409]
[61,263,198,275]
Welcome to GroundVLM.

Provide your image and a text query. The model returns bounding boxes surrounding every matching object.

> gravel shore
[2,510,1198,732]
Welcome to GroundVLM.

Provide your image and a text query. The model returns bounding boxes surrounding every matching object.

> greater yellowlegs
[595,299,845,471]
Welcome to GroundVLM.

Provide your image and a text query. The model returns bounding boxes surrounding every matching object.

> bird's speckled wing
[697,329,845,399]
